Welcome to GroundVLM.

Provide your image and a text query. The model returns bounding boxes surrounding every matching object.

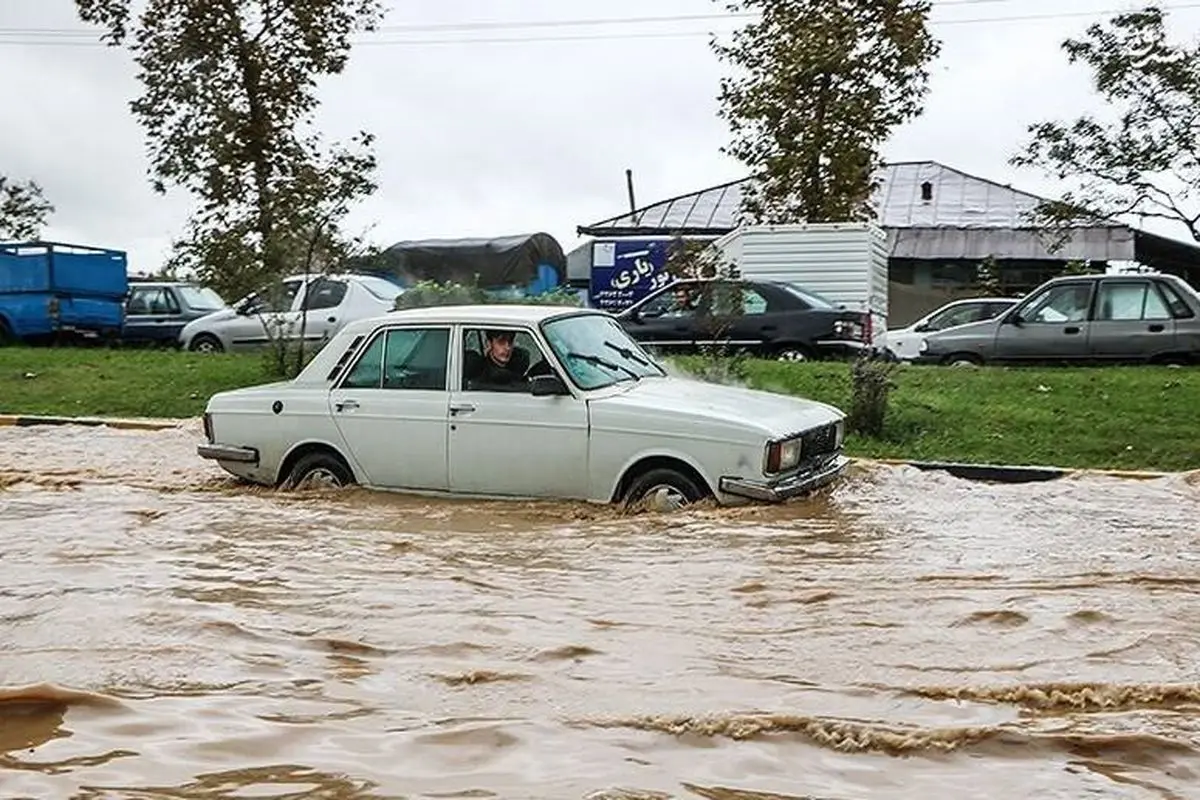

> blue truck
[0,241,128,345]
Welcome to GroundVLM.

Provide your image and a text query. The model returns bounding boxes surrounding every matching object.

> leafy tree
[1011,6,1200,246]
[73,0,383,303]
[0,177,54,240]
[974,254,1002,295]
[711,0,941,225]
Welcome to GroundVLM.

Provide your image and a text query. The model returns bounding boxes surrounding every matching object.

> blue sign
[588,239,675,312]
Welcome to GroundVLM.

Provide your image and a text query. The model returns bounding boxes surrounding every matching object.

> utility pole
[625,168,636,213]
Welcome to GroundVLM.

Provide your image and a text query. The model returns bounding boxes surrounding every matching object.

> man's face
[486,334,513,365]
[674,288,690,306]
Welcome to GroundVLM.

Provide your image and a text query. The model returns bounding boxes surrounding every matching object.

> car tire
[772,343,815,362]
[943,353,982,367]
[189,333,224,353]
[623,466,709,510]
[283,451,355,490]
[0,320,11,347]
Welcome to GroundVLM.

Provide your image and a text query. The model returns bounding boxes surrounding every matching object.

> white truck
[708,222,891,352]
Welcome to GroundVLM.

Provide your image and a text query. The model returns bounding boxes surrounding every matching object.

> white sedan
[196,304,850,507]
[884,296,1018,361]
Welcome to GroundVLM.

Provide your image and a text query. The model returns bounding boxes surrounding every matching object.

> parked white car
[196,304,850,507]
[179,272,403,353]
[884,296,1018,361]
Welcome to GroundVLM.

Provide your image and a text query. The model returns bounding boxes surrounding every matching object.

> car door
[297,277,348,344]
[993,281,1095,362]
[124,285,177,344]
[227,278,304,350]
[1087,279,1177,360]
[326,325,452,491]
[447,325,590,500]
[620,281,704,354]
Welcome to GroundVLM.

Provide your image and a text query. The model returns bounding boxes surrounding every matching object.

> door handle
[1064,326,1081,335]
[1149,324,1165,333]
[449,403,476,415]
[335,399,359,412]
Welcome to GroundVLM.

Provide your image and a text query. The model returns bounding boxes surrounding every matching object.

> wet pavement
[2,421,1200,799]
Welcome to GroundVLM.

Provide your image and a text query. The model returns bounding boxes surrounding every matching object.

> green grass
[0,347,269,419]
[704,358,1200,472]
[1,346,1197,471]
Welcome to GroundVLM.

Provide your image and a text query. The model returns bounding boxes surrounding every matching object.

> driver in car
[463,329,532,390]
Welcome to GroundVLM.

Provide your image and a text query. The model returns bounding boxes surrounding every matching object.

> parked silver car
[915,272,1200,366]
[180,273,403,353]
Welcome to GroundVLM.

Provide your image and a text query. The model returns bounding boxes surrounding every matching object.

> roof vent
[920,181,933,202]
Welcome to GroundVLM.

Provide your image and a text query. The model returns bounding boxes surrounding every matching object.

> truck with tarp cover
[350,232,569,297]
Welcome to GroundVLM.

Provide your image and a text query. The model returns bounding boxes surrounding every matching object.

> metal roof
[578,160,1095,236]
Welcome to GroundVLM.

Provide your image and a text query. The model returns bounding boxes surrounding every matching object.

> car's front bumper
[719,453,851,503]
[197,443,259,464]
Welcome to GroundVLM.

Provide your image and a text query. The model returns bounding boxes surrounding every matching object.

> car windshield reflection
[542,313,665,390]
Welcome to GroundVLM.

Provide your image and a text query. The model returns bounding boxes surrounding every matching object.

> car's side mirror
[530,374,570,397]
[1004,313,1023,326]
[913,322,931,333]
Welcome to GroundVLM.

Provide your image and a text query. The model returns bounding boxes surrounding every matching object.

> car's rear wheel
[772,343,815,362]
[623,467,708,511]
[283,451,355,490]
[189,333,223,353]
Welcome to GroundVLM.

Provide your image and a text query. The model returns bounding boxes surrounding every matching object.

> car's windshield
[781,283,838,309]
[177,285,226,311]
[541,313,665,390]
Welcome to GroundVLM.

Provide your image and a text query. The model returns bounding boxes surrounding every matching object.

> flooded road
[3,422,1200,799]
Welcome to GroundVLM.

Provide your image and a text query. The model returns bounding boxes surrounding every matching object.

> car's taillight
[833,318,866,342]
[202,412,213,443]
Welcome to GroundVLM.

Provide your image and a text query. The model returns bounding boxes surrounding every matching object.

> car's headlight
[765,436,803,474]
[834,419,845,448]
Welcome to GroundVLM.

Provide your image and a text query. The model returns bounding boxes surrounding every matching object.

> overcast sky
[3,0,1200,278]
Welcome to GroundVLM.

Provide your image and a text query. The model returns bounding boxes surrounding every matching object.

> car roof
[340,303,598,335]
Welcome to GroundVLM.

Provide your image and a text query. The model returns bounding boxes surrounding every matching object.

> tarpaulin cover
[363,232,566,289]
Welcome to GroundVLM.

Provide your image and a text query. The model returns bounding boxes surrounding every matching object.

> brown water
[3,422,1200,799]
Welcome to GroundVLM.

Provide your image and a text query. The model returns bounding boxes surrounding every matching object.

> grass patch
[675,357,1199,472]
[2,347,1197,472]
[0,347,267,419]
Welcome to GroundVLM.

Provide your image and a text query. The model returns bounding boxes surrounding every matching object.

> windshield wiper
[603,339,651,367]
[567,351,641,381]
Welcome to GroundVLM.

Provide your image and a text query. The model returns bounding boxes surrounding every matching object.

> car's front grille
[803,422,840,456]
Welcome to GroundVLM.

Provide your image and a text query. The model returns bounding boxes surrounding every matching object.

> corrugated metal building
[574,160,1200,325]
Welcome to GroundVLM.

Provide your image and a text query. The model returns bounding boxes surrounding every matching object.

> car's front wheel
[943,352,983,367]
[189,333,224,353]
[623,467,709,511]
[283,451,355,490]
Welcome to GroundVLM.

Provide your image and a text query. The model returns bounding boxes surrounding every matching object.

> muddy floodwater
[3,422,1200,799]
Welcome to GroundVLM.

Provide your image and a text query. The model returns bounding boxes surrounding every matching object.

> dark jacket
[463,347,530,390]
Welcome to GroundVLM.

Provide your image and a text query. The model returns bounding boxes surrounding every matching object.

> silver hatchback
[916,272,1200,366]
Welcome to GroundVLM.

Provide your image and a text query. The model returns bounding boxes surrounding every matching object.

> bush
[394,280,583,310]
[847,353,898,437]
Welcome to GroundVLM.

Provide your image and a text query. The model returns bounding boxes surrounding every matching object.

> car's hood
[591,376,842,439]
[185,307,239,328]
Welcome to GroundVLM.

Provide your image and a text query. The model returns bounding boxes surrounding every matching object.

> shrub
[394,280,583,310]
[847,353,899,437]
